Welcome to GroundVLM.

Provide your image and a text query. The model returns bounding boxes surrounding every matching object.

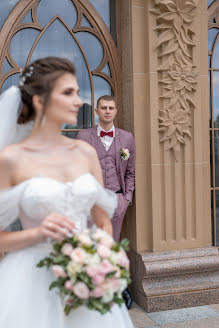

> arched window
[208,0,219,245]
[0,0,121,138]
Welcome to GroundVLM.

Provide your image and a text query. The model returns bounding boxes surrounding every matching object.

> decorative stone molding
[130,247,219,312]
[151,0,199,159]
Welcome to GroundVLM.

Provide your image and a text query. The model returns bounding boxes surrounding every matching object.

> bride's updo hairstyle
[18,57,76,124]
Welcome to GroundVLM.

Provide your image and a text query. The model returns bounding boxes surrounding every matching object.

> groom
[76,95,135,242]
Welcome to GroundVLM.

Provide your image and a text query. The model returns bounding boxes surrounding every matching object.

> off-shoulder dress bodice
[0,173,117,231]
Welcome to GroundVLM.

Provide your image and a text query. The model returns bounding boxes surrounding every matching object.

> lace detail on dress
[0,173,118,231]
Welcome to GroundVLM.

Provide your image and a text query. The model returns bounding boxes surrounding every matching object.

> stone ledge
[130,247,219,312]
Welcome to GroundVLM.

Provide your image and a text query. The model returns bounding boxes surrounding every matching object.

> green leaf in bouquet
[111,243,120,252]
[88,299,111,315]
[120,268,131,281]
[53,255,68,266]
[113,293,124,307]
[82,245,96,254]
[65,235,79,247]
[49,277,67,290]
[53,242,63,253]
[105,271,117,278]
[64,304,72,315]
[77,272,94,289]
[49,281,59,290]
[120,238,130,251]
[37,257,53,268]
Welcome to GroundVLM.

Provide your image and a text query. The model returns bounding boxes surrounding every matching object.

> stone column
[120,0,219,311]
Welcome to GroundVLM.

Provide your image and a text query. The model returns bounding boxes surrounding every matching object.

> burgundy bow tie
[100,131,114,138]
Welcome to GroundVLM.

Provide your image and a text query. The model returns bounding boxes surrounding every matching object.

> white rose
[86,253,101,265]
[67,261,82,278]
[70,248,88,264]
[101,289,114,304]
[109,251,120,265]
[118,279,128,296]
[77,232,93,246]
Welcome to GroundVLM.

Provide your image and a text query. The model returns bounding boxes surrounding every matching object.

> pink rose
[118,250,130,269]
[77,233,92,246]
[123,149,129,155]
[86,265,99,278]
[70,248,87,264]
[110,279,121,293]
[92,273,105,285]
[61,243,73,256]
[52,265,67,278]
[99,259,114,275]
[100,235,114,248]
[97,244,111,258]
[73,282,90,299]
[64,280,74,291]
[91,286,105,298]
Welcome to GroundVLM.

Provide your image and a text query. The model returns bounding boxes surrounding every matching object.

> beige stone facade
[119,0,219,311]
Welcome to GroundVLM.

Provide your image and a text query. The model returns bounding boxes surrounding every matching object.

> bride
[0,57,134,328]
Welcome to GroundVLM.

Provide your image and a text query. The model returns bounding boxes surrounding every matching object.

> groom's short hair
[97,95,116,108]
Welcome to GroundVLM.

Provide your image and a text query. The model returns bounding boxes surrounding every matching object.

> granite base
[129,247,219,312]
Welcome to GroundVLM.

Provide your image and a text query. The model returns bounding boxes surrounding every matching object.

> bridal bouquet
[37,228,131,315]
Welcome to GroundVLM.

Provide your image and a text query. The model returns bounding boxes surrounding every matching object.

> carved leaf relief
[151,0,199,158]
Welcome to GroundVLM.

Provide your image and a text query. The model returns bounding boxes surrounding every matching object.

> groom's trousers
[112,189,129,242]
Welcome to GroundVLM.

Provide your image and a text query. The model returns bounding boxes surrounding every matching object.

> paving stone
[161,316,219,328]
[129,303,158,327]
[147,305,219,325]
[209,303,219,312]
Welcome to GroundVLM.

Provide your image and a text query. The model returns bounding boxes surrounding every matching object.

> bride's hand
[37,213,75,242]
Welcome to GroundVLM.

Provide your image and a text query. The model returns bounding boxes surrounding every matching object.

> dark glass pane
[89,0,116,44]
[208,28,218,52]
[76,32,103,71]
[62,131,78,139]
[21,10,33,24]
[89,0,110,29]
[214,131,219,187]
[216,190,219,246]
[0,0,20,31]
[93,76,112,126]
[29,19,92,129]
[208,55,211,67]
[10,28,40,68]
[2,57,13,75]
[213,72,219,127]
[37,0,77,30]
[102,62,111,77]
[209,71,211,127]
[210,131,213,187]
[2,73,20,93]
[213,34,219,68]
[208,0,215,7]
[64,103,92,130]
[81,15,92,28]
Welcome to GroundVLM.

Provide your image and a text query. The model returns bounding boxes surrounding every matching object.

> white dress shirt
[97,124,115,151]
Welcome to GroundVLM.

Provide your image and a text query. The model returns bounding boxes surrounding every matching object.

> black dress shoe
[122,288,133,310]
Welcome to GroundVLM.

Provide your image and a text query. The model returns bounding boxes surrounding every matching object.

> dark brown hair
[96,95,116,109]
[18,57,76,124]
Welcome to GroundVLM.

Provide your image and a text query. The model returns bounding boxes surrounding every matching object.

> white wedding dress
[0,173,134,328]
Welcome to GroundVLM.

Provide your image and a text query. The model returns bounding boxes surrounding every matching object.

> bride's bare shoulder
[0,145,21,188]
[74,139,97,158]
[75,140,96,154]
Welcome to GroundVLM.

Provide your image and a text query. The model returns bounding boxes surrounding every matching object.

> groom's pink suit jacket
[77,127,135,241]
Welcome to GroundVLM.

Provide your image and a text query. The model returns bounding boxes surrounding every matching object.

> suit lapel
[115,128,121,174]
